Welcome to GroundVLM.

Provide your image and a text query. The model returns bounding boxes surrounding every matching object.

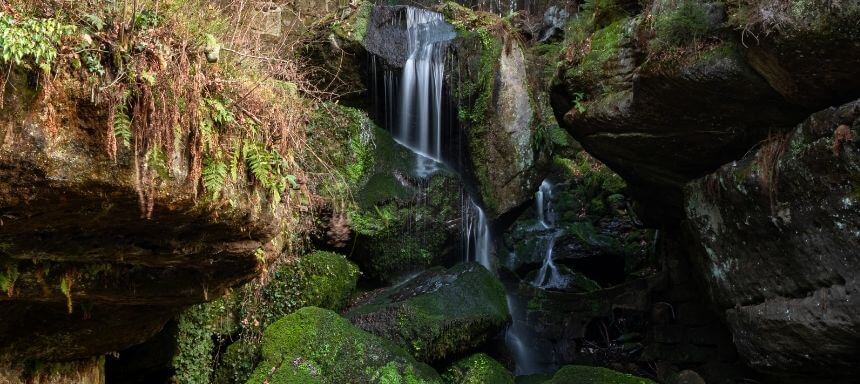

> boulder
[442,353,514,384]
[347,263,509,362]
[683,99,860,381]
[246,307,441,383]
[550,2,817,223]
[454,26,548,219]
[543,365,656,384]
[310,107,463,283]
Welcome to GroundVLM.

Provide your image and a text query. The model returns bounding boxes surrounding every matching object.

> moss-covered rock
[348,263,509,363]
[442,353,513,384]
[246,307,441,384]
[452,19,548,219]
[173,251,359,384]
[544,365,655,384]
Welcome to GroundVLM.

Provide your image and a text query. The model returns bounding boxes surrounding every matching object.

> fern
[202,158,228,199]
[146,148,170,180]
[114,105,132,148]
[242,140,297,206]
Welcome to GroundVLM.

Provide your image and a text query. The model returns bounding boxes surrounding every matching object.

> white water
[395,8,456,177]
[532,180,568,289]
[464,198,493,270]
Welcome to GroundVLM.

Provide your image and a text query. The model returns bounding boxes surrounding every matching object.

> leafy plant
[243,140,297,206]
[202,157,228,199]
[573,92,588,114]
[0,12,76,71]
[113,104,132,148]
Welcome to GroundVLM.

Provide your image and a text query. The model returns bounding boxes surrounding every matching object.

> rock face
[0,73,280,361]
[683,99,860,381]
[452,22,550,219]
[347,263,509,362]
[463,39,543,219]
[247,307,441,384]
[550,0,860,223]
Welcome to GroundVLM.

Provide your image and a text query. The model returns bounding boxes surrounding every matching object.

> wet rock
[317,113,462,283]
[683,99,860,381]
[551,6,808,224]
[673,370,706,384]
[543,365,656,383]
[246,307,441,383]
[442,353,514,384]
[347,263,509,363]
[452,20,550,219]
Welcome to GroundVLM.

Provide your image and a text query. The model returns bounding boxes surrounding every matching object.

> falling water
[532,180,568,289]
[394,8,456,177]
[464,198,493,270]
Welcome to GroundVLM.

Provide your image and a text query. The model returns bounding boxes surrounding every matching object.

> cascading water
[371,7,493,271]
[394,8,455,178]
[531,180,568,289]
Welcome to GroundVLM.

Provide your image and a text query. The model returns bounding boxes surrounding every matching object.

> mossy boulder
[306,105,463,284]
[246,307,441,384]
[543,365,655,384]
[348,263,509,363]
[551,1,811,224]
[442,353,514,384]
[453,22,549,219]
[172,251,359,384]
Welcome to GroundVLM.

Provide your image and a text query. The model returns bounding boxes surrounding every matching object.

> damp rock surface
[683,99,860,379]
[347,263,509,363]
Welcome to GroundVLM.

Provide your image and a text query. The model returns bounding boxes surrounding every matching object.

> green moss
[563,18,629,98]
[545,365,656,384]
[214,340,260,384]
[652,0,709,48]
[258,251,360,328]
[173,251,358,384]
[442,353,514,384]
[581,0,631,28]
[246,307,441,384]
[348,264,509,362]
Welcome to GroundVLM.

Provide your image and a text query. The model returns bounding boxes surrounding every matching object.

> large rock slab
[550,0,859,223]
[347,263,509,362]
[683,99,860,381]
[0,72,284,360]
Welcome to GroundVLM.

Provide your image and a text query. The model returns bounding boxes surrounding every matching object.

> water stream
[369,5,543,375]
[532,180,568,289]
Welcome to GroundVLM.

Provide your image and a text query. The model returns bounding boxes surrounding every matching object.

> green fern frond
[202,158,228,199]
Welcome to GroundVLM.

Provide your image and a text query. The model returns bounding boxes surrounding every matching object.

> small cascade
[394,8,456,177]
[464,198,493,270]
[531,180,568,289]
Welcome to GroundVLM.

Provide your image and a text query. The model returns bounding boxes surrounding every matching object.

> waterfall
[370,6,494,270]
[531,180,568,289]
[394,8,455,177]
[464,198,492,270]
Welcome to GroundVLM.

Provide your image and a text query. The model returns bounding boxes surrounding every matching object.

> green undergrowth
[247,307,441,384]
[172,251,359,384]
[442,353,514,384]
